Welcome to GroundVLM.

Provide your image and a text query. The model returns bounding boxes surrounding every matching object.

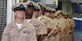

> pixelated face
[39,10,42,14]
[26,8,34,15]
[33,11,40,18]
[54,12,58,17]
[14,10,25,19]
[57,14,65,19]
[45,12,51,17]
[51,13,55,18]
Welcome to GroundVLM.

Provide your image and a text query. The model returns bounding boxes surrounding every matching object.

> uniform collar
[11,20,28,30]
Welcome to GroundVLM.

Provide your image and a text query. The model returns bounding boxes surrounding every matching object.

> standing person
[66,14,75,41]
[40,7,54,41]
[24,1,47,41]
[57,11,67,41]
[42,7,52,32]
[36,4,47,23]
[44,7,51,18]
[46,9,60,41]
[50,9,56,19]
[33,4,42,19]
[2,3,37,41]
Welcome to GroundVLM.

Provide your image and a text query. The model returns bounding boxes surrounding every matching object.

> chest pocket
[9,30,16,38]
[22,29,32,37]
[21,28,32,41]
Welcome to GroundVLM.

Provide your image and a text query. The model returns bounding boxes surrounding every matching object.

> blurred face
[45,12,51,17]
[39,10,42,14]
[14,10,25,19]
[51,13,55,18]
[38,10,44,15]
[33,11,40,18]
[54,12,58,17]
[26,8,34,15]
[57,14,65,19]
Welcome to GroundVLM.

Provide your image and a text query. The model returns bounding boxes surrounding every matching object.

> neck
[51,17,54,19]
[26,16,32,19]
[59,17,65,19]
[40,14,43,16]
[15,18,24,24]
[34,16,38,18]
[25,14,32,19]
[45,15,50,18]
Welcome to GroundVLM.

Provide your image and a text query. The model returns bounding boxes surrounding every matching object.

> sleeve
[59,20,66,30]
[52,20,58,29]
[1,24,10,41]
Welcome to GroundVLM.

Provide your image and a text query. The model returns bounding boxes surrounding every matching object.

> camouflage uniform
[66,18,75,41]
[2,20,37,41]
[47,18,60,41]
[57,18,68,41]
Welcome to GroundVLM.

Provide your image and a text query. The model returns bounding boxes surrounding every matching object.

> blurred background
[0,0,82,41]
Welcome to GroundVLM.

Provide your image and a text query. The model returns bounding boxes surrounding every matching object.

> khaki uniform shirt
[2,20,37,41]
[58,18,67,30]
[50,18,58,29]
[47,18,60,41]
[67,18,75,32]
[26,17,47,35]
[67,19,75,28]
[39,15,52,29]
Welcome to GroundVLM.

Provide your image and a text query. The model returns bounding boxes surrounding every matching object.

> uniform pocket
[22,30,31,41]
[22,30,31,36]
[9,30,15,41]
[9,31,15,37]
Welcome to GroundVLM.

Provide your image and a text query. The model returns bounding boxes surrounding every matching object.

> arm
[47,25,59,37]
[35,21,47,41]
[2,24,10,41]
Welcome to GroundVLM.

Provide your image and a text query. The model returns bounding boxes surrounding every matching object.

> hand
[47,29,55,37]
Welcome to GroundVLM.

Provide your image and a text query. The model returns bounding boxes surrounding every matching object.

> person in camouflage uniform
[24,1,47,41]
[66,14,75,41]
[56,10,68,41]
[2,3,37,41]
[46,9,60,41]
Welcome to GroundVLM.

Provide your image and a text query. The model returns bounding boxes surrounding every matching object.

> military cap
[24,1,35,9]
[55,10,66,17]
[40,4,46,11]
[12,3,26,11]
[24,1,35,5]
[55,10,62,15]
[36,2,44,10]
[58,11,66,15]
[51,8,56,13]
[66,13,72,18]
[34,4,41,11]
[45,7,52,12]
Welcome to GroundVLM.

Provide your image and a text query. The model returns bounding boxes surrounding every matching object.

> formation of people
[2,1,75,41]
